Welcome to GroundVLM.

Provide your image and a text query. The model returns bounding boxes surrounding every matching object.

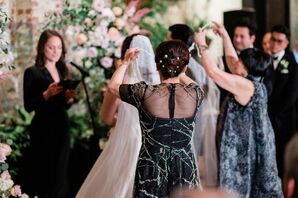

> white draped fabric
[76,35,160,198]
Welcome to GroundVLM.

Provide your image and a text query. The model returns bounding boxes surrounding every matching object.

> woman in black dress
[23,29,75,198]
[108,40,204,197]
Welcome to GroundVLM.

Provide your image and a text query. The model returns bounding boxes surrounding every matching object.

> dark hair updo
[155,40,190,79]
[239,48,273,77]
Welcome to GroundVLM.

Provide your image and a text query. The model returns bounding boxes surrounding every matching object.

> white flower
[101,8,115,21]
[114,47,122,58]
[112,7,123,16]
[100,57,113,68]
[85,60,93,68]
[88,10,97,17]
[279,59,289,74]
[0,178,14,191]
[84,18,93,27]
[92,0,105,13]
[87,47,98,58]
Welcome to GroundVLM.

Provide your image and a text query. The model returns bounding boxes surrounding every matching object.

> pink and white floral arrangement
[0,143,28,198]
[65,0,151,73]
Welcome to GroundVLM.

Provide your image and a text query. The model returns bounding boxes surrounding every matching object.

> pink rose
[11,185,22,197]
[114,18,125,30]
[87,47,98,58]
[112,7,123,16]
[107,27,120,42]
[76,33,88,45]
[1,170,11,180]
[100,57,113,68]
[0,143,12,156]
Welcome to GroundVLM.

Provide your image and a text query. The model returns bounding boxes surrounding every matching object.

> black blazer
[23,65,70,115]
[268,51,298,139]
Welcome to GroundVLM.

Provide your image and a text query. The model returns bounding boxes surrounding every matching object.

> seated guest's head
[284,134,298,198]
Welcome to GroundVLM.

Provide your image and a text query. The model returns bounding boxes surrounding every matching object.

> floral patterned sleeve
[119,81,147,108]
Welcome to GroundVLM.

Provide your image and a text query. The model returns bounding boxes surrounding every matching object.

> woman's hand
[211,21,229,38]
[122,48,140,65]
[43,82,63,101]
[65,89,75,104]
[194,28,207,46]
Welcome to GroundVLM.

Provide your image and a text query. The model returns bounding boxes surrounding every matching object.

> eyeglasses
[271,36,286,44]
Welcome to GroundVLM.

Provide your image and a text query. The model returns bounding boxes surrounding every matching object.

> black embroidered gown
[120,82,204,198]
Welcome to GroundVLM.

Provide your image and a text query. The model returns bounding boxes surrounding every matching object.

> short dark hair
[239,48,273,77]
[271,25,290,41]
[233,18,257,36]
[168,24,194,47]
[121,34,140,60]
[155,40,189,79]
[35,29,68,77]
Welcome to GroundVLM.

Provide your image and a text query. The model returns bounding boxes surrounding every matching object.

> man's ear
[251,35,256,43]
[287,178,295,198]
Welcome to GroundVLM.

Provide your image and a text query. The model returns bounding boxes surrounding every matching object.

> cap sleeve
[119,81,147,108]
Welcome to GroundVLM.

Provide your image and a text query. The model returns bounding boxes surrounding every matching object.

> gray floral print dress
[217,76,283,198]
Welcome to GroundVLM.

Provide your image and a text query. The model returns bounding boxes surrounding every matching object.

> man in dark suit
[268,25,298,178]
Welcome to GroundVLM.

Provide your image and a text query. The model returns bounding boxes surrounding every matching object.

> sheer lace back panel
[143,83,203,119]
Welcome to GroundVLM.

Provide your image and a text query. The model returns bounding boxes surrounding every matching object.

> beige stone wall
[290,0,298,47]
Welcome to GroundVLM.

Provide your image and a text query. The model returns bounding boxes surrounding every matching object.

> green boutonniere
[279,59,289,74]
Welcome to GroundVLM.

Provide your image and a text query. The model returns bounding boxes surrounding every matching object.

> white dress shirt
[272,50,285,70]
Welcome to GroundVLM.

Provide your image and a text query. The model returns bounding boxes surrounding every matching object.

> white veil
[187,53,220,187]
[126,35,160,85]
[76,35,159,198]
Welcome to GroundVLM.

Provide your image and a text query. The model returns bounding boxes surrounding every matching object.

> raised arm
[212,22,239,74]
[194,28,254,106]
[100,86,121,126]
[108,48,140,97]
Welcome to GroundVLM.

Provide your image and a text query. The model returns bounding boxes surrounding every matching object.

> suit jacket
[268,52,298,134]
[268,51,298,176]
